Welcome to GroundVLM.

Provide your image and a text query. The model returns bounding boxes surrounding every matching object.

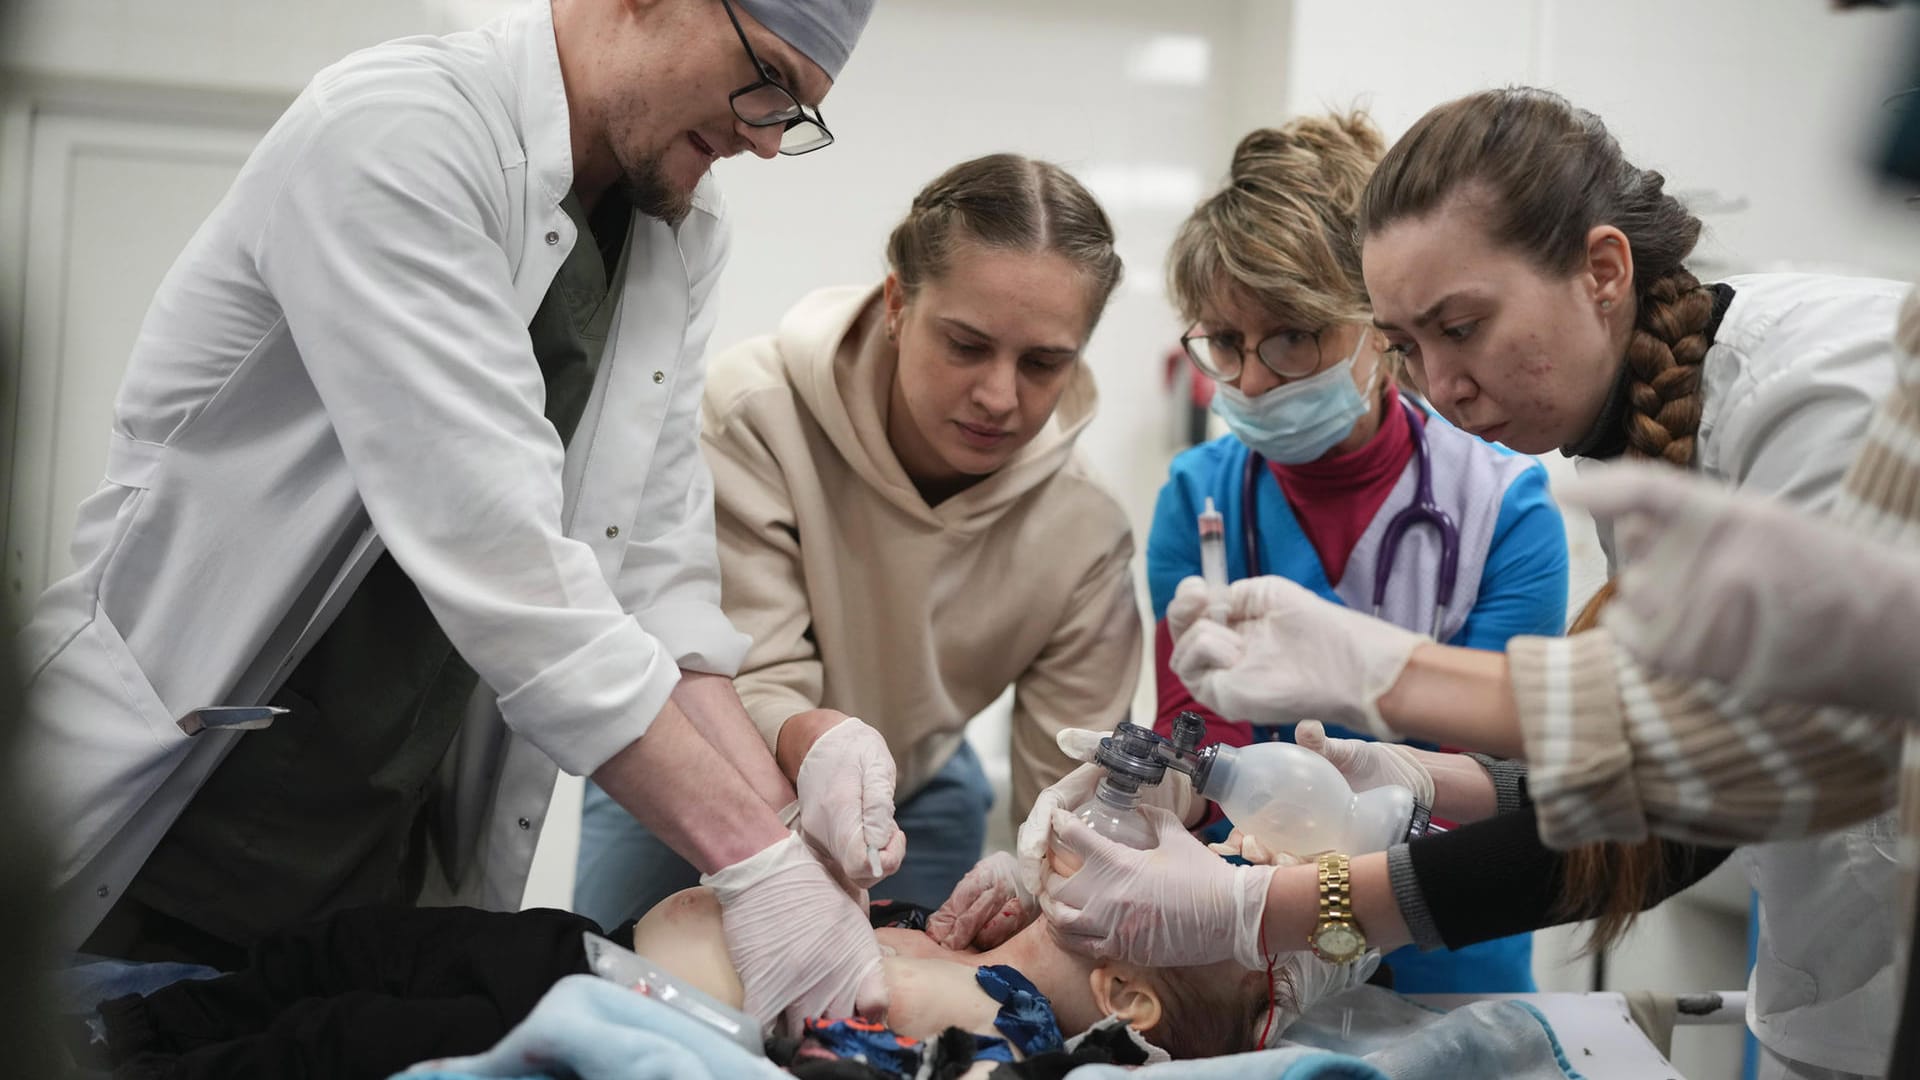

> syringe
[1198,496,1230,621]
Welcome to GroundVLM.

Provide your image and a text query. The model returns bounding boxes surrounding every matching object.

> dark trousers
[101,905,604,1080]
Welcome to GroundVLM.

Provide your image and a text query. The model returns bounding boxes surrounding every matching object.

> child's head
[1090,957,1292,1058]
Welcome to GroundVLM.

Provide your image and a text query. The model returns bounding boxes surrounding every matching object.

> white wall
[5,0,464,90]
[1284,0,1920,282]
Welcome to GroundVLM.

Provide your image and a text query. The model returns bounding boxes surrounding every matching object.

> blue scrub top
[1148,421,1569,994]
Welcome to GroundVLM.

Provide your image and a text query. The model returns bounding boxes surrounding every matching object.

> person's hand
[1207,827,1306,867]
[1168,576,1423,739]
[926,851,1034,950]
[701,833,888,1036]
[398,975,770,1078]
[795,717,907,889]
[1014,728,1196,897]
[1295,720,1435,809]
[1565,463,1920,716]
[1041,806,1274,969]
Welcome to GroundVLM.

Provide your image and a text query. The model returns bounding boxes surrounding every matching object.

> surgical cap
[731,0,874,83]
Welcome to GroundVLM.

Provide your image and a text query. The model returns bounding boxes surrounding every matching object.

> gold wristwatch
[1309,852,1366,963]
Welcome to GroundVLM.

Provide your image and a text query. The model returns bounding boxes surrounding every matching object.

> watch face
[1314,922,1363,960]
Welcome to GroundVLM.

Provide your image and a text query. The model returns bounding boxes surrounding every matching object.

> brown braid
[1623,271,1717,465]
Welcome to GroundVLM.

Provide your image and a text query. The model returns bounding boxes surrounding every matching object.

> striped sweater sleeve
[1509,285,1920,850]
[1510,630,1902,848]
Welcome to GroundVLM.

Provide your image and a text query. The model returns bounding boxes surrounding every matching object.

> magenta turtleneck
[1266,386,1416,585]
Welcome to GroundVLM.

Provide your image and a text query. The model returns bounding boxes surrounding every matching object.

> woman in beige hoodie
[575,155,1143,923]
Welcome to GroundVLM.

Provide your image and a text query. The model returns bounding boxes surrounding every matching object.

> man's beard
[621,151,694,227]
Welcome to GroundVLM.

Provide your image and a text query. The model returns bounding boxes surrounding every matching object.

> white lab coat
[16,0,749,948]
[1593,272,1910,1074]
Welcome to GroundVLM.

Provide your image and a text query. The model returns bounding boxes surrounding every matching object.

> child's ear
[1088,966,1164,1032]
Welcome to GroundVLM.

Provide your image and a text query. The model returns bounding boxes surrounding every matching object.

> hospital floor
[523,691,1753,1079]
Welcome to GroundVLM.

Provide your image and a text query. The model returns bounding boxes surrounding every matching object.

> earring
[1600,299,1612,311]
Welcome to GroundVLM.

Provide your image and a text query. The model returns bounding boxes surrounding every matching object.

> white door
[3,106,267,620]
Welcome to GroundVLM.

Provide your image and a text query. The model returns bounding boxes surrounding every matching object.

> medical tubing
[581,933,765,1056]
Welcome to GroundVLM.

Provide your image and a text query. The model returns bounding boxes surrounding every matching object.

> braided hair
[886,153,1123,317]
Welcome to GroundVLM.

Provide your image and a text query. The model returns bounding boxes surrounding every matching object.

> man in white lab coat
[16,0,895,1032]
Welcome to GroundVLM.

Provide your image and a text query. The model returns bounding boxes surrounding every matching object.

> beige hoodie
[701,284,1143,819]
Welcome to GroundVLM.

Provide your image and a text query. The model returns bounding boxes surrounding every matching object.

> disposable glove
[1208,826,1302,868]
[795,717,906,889]
[1295,720,1436,809]
[1014,727,1196,896]
[1565,463,1920,717]
[398,974,786,1078]
[701,833,889,1036]
[1041,805,1274,970]
[1192,827,1378,1048]
[925,851,1034,950]
[1168,576,1423,739]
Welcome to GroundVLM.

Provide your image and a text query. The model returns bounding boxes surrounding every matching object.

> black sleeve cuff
[1403,806,1565,949]
[1387,844,1447,951]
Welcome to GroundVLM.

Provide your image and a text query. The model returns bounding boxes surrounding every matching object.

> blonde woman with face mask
[1139,115,1575,996]
[1150,114,1572,995]
[576,154,1142,926]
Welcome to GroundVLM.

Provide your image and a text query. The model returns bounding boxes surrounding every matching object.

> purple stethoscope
[1239,397,1461,638]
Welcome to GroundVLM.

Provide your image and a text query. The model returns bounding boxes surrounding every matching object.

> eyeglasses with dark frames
[718,0,833,155]
[1180,324,1328,383]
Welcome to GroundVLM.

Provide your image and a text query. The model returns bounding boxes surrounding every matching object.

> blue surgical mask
[1211,332,1376,464]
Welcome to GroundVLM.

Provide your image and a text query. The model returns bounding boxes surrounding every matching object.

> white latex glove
[925,850,1034,950]
[1194,827,1380,1047]
[1207,826,1305,868]
[1566,463,1920,716]
[1196,827,1378,1047]
[1014,727,1196,897]
[1295,720,1436,809]
[1167,575,1423,739]
[795,717,907,889]
[1041,805,1274,970]
[701,833,889,1036]
[399,975,784,1078]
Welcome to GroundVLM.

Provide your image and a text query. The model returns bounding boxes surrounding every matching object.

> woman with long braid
[1038,88,1911,1080]
[1357,91,1903,1080]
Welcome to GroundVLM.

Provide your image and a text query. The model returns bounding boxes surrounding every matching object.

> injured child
[626,882,1365,1066]
[76,865,1371,1079]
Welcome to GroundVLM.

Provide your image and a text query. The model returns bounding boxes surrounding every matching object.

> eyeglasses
[718,0,834,155]
[1180,325,1327,383]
